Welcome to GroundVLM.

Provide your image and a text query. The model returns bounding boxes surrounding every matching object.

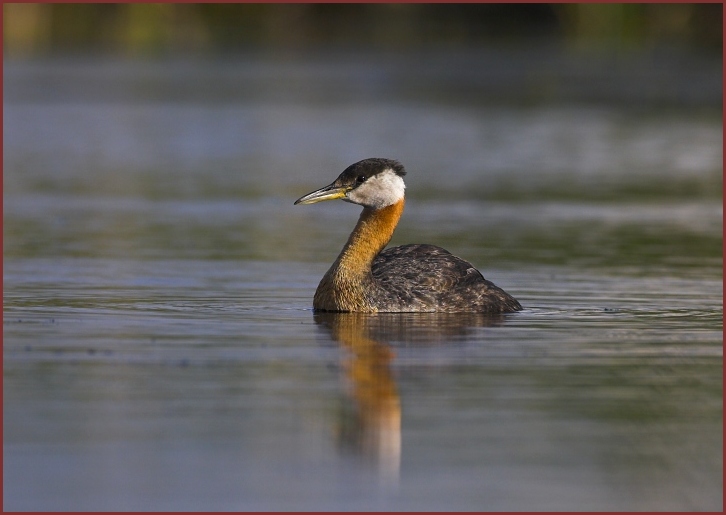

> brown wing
[371,244,521,313]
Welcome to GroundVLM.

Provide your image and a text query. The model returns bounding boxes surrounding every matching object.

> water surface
[3,54,722,511]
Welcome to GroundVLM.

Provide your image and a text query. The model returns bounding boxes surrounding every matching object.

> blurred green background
[4,3,722,57]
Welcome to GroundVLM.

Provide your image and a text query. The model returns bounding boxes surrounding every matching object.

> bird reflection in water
[313,311,507,485]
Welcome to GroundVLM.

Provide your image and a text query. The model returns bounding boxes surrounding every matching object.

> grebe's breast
[370,244,522,313]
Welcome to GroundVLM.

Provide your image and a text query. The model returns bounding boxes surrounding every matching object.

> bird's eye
[356,175,367,184]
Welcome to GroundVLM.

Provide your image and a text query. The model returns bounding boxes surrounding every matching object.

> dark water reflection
[316,312,403,485]
[311,307,722,510]
[316,312,510,485]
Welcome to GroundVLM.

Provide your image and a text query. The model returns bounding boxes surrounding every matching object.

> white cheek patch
[347,169,406,209]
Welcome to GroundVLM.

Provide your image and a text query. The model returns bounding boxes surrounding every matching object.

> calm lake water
[3,52,723,511]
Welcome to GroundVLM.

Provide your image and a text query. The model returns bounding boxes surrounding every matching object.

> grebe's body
[295,158,522,313]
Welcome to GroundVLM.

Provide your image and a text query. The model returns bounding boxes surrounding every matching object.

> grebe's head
[294,158,406,210]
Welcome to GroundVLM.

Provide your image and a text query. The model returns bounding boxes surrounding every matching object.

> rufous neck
[333,198,405,278]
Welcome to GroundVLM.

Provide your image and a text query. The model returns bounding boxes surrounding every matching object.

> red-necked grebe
[295,158,522,313]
